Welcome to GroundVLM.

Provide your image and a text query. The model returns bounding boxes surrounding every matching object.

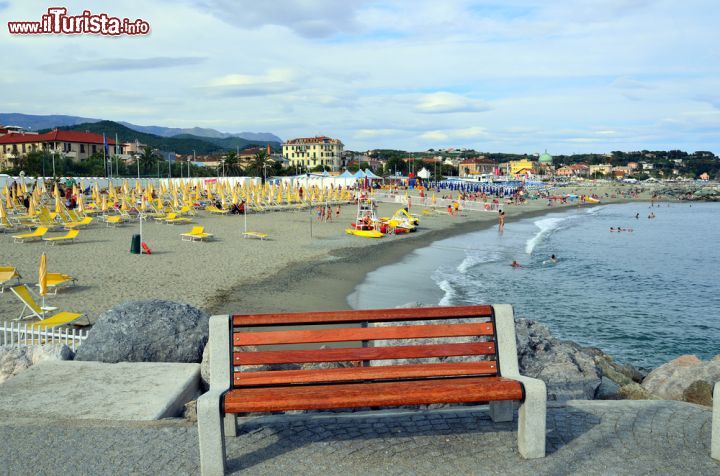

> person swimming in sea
[511,260,522,268]
[550,254,557,263]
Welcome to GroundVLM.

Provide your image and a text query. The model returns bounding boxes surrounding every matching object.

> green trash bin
[130,234,141,254]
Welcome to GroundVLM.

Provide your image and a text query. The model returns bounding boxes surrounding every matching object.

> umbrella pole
[139,213,143,254]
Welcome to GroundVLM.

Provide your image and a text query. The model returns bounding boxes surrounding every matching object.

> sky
[1,0,719,154]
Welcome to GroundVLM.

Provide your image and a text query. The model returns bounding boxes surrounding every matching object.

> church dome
[539,150,553,164]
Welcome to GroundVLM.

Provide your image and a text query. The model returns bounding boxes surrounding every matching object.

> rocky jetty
[641,354,720,406]
[75,300,209,363]
[0,345,73,384]
[657,182,720,201]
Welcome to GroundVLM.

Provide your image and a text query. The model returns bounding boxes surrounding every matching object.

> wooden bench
[197,304,547,475]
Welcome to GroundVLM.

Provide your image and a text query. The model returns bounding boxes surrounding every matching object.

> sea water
[348,202,720,368]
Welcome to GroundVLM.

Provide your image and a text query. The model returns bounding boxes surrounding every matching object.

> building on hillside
[505,158,537,176]
[0,129,119,169]
[612,167,630,178]
[459,157,496,177]
[589,164,612,176]
[556,164,589,177]
[627,162,639,171]
[283,136,344,171]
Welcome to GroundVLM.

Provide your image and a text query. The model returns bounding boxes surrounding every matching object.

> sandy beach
[0,183,655,324]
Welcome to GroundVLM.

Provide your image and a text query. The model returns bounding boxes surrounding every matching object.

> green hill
[42,121,272,155]
[172,133,281,152]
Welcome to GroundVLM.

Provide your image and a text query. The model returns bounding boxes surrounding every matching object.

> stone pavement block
[0,360,199,420]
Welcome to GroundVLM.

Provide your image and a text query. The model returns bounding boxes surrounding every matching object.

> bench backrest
[231,305,505,389]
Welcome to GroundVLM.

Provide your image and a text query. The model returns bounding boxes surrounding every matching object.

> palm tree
[139,146,157,174]
[249,150,271,184]
[224,151,243,176]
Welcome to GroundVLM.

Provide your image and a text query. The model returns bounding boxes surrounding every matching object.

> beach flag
[103,133,109,157]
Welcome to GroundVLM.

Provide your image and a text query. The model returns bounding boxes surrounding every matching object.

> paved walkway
[0,400,717,475]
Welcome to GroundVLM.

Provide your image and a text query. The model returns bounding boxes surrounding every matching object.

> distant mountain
[119,122,282,143]
[0,113,100,131]
[43,121,275,155]
[0,112,282,143]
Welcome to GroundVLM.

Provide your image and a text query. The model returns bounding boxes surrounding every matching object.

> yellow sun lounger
[104,215,124,227]
[36,272,77,295]
[181,226,214,242]
[0,266,22,292]
[205,205,230,215]
[64,216,93,229]
[13,226,49,243]
[242,231,269,240]
[43,229,79,245]
[10,284,89,327]
[163,212,192,225]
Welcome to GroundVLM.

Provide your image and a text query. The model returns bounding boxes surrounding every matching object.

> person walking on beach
[498,210,505,231]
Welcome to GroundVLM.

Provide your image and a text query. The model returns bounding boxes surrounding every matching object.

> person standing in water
[498,210,505,231]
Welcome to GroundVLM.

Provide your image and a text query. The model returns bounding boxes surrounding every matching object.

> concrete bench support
[493,304,547,459]
[713,382,719,461]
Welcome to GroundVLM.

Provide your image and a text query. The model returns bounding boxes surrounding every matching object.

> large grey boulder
[75,300,209,363]
[515,319,602,401]
[370,312,603,401]
[0,345,73,384]
[641,354,720,404]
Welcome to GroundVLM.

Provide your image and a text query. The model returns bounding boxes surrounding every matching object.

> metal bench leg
[517,377,546,459]
[489,401,513,422]
[224,414,237,437]
[198,391,226,476]
[712,382,719,461]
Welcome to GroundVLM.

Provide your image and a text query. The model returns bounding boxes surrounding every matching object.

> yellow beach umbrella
[3,186,10,210]
[54,190,62,215]
[0,197,6,221]
[140,195,147,212]
[28,197,36,217]
[38,253,48,299]
[77,193,85,214]
[101,195,108,213]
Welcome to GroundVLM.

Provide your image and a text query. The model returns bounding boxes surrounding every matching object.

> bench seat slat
[235,342,496,365]
[235,322,494,346]
[232,305,493,326]
[234,361,498,386]
[224,376,523,412]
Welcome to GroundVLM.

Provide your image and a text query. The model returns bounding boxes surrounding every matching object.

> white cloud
[187,0,368,38]
[415,92,491,114]
[420,130,449,141]
[207,69,303,97]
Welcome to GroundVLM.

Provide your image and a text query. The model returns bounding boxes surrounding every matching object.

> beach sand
[0,183,655,323]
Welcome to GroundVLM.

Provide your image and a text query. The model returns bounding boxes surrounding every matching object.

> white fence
[372,192,501,212]
[0,322,89,351]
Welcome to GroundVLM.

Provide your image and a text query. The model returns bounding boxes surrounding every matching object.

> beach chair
[13,226,49,243]
[64,216,93,229]
[163,212,192,225]
[0,266,22,293]
[43,229,79,245]
[38,272,78,294]
[1,216,15,232]
[9,284,89,327]
[104,215,124,227]
[241,231,269,240]
[205,205,230,215]
[181,226,213,242]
